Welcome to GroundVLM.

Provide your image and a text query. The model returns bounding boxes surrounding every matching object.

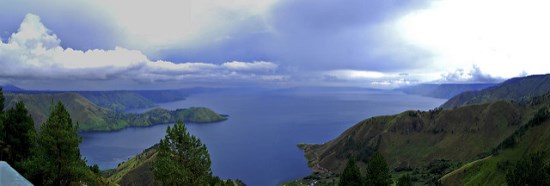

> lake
[79,90,446,186]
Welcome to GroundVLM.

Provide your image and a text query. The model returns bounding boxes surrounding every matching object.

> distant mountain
[295,91,550,184]
[398,83,496,99]
[441,74,550,108]
[3,93,227,131]
[77,91,158,112]
[0,84,25,92]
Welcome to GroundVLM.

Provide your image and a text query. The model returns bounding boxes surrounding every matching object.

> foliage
[397,174,413,186]
[365,152,392,186]
[0,88,5,161]
[0,87,4,110]
[152,120,212,185]
[89,164,100,174]
[23,102,92,186]
[506,151,550,186]
[339,157,363,186]
[3,93,226,131]
[441,74,550,108]
[493,105,549,153]
[0,101,35,171]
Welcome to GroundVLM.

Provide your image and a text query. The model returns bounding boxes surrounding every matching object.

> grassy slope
[302,101,527,173]
[441,108,550,185]
[4,93,112,130]
[107,145,243,186]
[441,74,550,108]
[3,93,227,131]
[107,146,158,185]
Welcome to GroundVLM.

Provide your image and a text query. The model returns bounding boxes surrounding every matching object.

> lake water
[79,90,446,186]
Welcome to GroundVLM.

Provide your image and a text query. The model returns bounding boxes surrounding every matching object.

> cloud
[438,65,501,83]
[222,61,278,71]
[324,70,388,80]
[0,14,284,89]
[397,0,550,79]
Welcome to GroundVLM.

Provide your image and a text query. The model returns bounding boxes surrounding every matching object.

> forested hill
[398,83,496,99]
[441,74,550,108]
[298,90,550,184]
[3,93,227,131]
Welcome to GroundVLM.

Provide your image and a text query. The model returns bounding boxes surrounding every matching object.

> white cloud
[371,79,414,87]
[396,0,550,80]
[324,70,390,80]
[437,65,501,83]
[0,14,284,86]
[222,61,278,71]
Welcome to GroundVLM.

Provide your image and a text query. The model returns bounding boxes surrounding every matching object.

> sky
[0,0,549,90]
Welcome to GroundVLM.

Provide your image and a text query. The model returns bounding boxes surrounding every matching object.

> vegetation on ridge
[1,88,113,185]
[106,121,245,186]
[3,92,227,131]
[441,74,550,108]
[296,78,550,184]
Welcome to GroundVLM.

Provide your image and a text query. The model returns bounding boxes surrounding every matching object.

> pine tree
[23,102,88,186]
[340,157,363,186]
[365,152,392,186]
[1,101,35,170]
[152,120,212,185]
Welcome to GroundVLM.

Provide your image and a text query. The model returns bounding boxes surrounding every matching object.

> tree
[340,157,363,186]
[0,87,4,111]
[1,101,35,170]
[397,174,413,186]
[365,152,392,186]
[506,151,550,186]
[152,120,212,185]
[0,87,5,160]
[23,102,89,186]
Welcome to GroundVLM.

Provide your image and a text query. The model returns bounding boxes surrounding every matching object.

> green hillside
[78,91,157,112]
[106,145,245,186]
[77,90,189,111]
[3,93,227,131]
[298,91,550,184]
[441,74,550,108]
[398,83,496,99]
[441,94,550,185]
[4,93,112,130]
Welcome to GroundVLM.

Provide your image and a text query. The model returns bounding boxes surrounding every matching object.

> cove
[79,90,446,185]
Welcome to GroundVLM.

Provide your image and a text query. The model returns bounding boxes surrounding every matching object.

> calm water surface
[79,90,445,186]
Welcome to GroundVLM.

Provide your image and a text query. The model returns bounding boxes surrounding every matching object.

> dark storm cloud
[159,0,430,73]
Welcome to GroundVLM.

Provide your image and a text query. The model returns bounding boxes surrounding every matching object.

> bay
[79,90,446,185]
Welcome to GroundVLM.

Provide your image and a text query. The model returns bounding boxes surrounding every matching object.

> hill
[105,145,245,186]
[77,91,157,112]
[441,74,550,108]
[297,91,550,184]
[0,84,25,92]
[3,93,227,131]
[440,93,550,185]
[4,93,113,130]
[398,83,496,99]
